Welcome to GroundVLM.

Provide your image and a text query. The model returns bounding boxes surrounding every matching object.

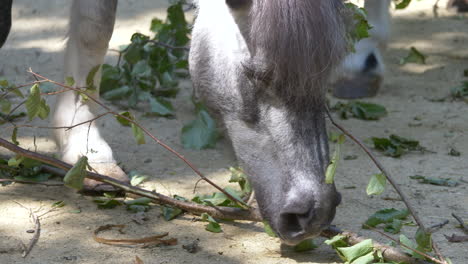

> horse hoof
[332,74,382,99]
[82,163,129,193]
[448,0,468,12]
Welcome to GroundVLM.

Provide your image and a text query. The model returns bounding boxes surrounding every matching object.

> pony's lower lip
[279,232,310,246]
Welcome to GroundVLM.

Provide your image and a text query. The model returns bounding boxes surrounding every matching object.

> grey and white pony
[0,0,418,244]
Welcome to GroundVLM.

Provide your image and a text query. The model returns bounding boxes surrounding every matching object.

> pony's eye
[226,0,251,9]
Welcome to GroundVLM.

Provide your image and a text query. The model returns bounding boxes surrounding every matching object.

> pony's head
[225,0,347,244]
[191,0,347,245]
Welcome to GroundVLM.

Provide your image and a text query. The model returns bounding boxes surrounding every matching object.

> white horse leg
[53,0,128,190]
[333,0,391,98]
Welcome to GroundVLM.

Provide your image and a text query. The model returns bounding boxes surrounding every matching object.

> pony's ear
[226,0,251,9]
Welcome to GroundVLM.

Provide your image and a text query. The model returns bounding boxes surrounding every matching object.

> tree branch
[326,109,447,263]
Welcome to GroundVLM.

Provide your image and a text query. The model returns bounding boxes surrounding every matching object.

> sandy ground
[0,1,467,264]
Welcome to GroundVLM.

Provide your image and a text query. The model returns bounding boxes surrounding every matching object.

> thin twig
[13,201,41,258]
[452,213,468,233]
[326,109,447,263]
[8,112,111,131]
[0,179,64,186]
[25,71,248,209]
[428,220,449,232]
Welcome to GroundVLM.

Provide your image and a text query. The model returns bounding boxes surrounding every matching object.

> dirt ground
[0,1,467,264]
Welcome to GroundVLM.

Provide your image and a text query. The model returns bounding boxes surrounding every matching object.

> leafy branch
[326,109,448,264]
[26,70,248,209]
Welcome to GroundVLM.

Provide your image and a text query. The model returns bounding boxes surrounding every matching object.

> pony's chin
[278,231,322,246]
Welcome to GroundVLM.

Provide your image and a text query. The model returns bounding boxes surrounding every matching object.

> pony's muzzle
[277,190,341,245]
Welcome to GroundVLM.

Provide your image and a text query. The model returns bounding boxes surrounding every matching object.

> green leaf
[25,84,41,121]
[63,156,89,190]
[371,134,425,158]
[0,79,9,87]
[181,106,218,150]
[131,123,145,145]
[364,208,409,228]
[201,213,222,233]
[229,167,252,195]
[11,87,24,98]
[86,65,101,90]
[65,76,75,87]
[0,98,11,114]
[383,219,403,234]
[448,148,461,157]
[326,134,345,184]
[37,98,50,119]
[399,234,425,259]
[200,192,230,206]
[394,0,412,9]
[332,101,387,121]
[349,102,387,120]
[149,96,174,117]
[14,173,50,182]
[99,64,120,94]
[345,3,372,45]
[52,201,66,208]
[161,206,183,221]
[294,239,318,252]
[351,251,375,264]
[400,47,426,65]
[93,198,122,209]
[263,221,277,237]
[451,81,468,98]
[129,171,149,186]
[102,85,131,100]
[415,227,432,252]
[409,175,458,187]
[150,18,164,33]
[337,239,373,263]
[11,127,19,145]
[125,197,152,212]
[366,173,387,195]
[8,156,24,167]
[324,235,348,248]
[115,111,134,127]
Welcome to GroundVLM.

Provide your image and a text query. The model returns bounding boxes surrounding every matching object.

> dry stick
[1,138,427,264]
[26,71,248,209]
[325,110,447,263]
[13,202,41,258]
[0,137,260,221]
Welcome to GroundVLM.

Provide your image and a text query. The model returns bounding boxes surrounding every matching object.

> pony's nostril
[335,192,342,206]
[279,210,314,237]
[363,53,378,73]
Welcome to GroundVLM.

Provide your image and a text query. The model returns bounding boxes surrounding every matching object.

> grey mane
[248,0,347,108]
